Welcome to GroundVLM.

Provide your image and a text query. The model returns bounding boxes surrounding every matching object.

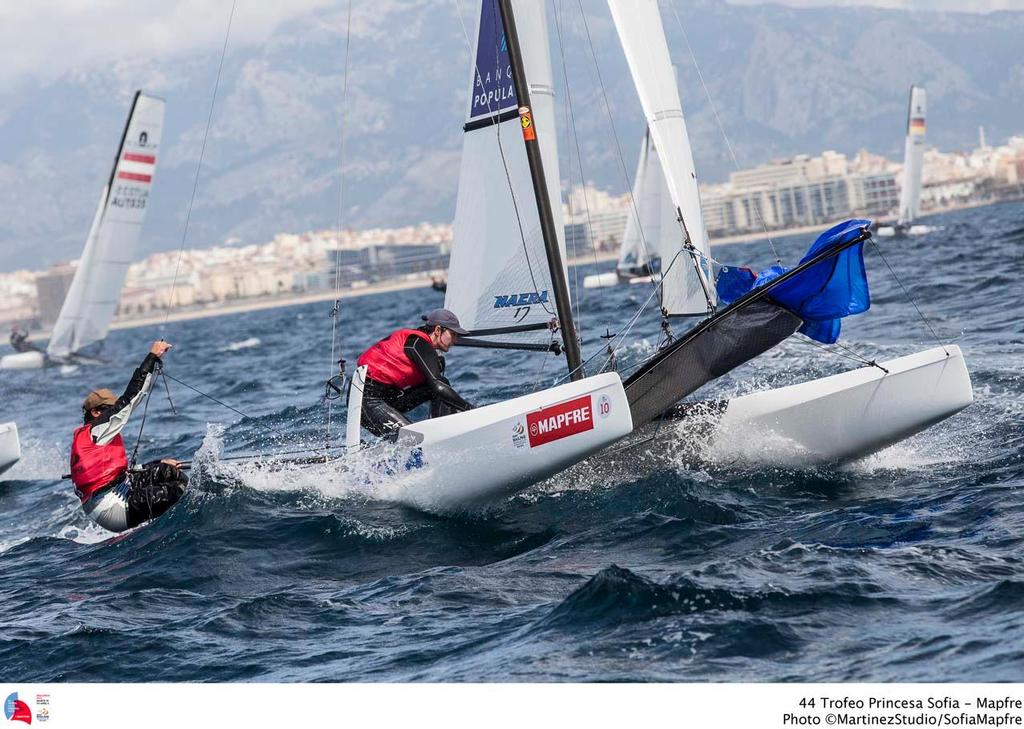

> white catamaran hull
[351,372,632,513]
[711,345,972,465]
[876,224,937,238]
[0,351,46,370]
[0,422,21,477]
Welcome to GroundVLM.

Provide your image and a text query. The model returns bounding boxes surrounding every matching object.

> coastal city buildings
[2,136,1023,332]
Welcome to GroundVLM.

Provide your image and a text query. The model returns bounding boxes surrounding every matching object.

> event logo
[3,693,31,725]
[511,420,527,449]
[526,395,593,447]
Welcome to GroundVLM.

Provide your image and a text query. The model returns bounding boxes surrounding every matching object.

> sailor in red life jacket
[356,308,475,437]
[70,340,188,532]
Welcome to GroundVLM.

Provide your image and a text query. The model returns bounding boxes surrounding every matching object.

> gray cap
[422,308,469,335]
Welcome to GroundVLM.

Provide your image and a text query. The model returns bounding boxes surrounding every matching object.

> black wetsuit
[76,353,188,531]
[10,331,39,354]
[361,334,473,438]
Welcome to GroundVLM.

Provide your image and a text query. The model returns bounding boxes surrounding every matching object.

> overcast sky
[0,1,331,91]
[1,0,1021,92]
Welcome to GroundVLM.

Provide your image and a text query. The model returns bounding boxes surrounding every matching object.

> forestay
[897,86,926,227]
[445,0,567,341]
[48,92,165,359]
[607,0,714,316]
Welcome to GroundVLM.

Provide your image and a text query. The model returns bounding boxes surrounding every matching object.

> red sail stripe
[117,171,152,183]
[122,152,156,164]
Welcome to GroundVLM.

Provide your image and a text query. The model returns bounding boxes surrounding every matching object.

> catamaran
[604,3,970,462]
[337,0,974,513]
[878,86,934,237]
[0,91,166,371]
[342,0,634,512]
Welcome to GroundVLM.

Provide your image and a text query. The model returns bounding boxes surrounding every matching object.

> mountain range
[1,0,1022,271]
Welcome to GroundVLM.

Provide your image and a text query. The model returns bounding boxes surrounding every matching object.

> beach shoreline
[20,202,990,341]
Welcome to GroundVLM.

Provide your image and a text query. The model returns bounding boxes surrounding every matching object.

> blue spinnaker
[713,219,871,344]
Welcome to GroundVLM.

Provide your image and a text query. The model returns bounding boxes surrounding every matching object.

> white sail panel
[47,92,165,359]
[617,131,653,273]
[607,0,714,315]
[897,86,926,226]
[445,0,566,338]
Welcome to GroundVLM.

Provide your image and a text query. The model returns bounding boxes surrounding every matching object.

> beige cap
[82,388,117,411]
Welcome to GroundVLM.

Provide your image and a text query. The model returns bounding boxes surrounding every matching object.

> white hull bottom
[711,345,972,465]
[351,372,633,513]
[876,224,938,237]
[0,422,21,477]
[583,271,658,289]
[0,351,45,370]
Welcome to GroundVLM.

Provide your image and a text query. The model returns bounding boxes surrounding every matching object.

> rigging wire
[161,370,290,440]
[552,0,590,342]
[325,0,355,446]
[574,0,662,304]
[868,239,949,355]
[666,0,782,265]
[555,248,688,384]
[791,335,889,373]
[161,0,237,323]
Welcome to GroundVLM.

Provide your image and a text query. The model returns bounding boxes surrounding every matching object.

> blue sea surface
[1,202,1022,682]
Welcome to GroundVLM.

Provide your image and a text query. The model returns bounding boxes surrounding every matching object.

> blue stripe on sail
[468,0,518,122]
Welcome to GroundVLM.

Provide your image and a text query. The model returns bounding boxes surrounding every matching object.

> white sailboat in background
[1,91,166,371]
[878,85,935,237]
[607,1,971,463]
[582,127,669,289]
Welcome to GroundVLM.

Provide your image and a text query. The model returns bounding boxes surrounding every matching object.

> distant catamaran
[878,85,933,237]
[1,91,166,370]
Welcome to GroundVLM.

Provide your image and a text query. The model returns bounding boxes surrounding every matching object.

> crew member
[9,325,40,354]
[70,340,188,532]
[356,308,474,437]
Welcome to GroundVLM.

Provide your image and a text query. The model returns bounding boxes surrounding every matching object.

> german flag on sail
[909,118,926,136]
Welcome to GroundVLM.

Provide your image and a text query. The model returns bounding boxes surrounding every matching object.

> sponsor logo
[519,106,536,141]
[511,420,527,449]
[494,290,548,309]
[526,395,593,447]
[3,693,31,725]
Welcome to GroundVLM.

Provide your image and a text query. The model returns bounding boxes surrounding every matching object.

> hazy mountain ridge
[1,0,1022,271]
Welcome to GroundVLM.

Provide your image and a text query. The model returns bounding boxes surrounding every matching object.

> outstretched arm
[404,335,473,412]
[91,341,171,445]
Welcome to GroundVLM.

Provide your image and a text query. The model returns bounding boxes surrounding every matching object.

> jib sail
[445,0,567,344]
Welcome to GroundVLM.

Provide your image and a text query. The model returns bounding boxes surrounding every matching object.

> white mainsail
[47,92,165,360]
[897,85,926,227]
[607,0,714,316]
[445,0,566,339]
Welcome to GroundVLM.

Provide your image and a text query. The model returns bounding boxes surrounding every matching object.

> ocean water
[1,202,1022,682]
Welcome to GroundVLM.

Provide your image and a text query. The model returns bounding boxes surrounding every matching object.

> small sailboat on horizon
[878,85,936,238]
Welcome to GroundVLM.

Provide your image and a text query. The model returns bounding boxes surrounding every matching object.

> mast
[496,0,583,380]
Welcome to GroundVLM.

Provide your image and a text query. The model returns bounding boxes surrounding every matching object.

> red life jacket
[70,424,128,502]
[357,328,434,389]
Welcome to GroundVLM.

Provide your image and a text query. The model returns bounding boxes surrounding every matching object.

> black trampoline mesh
[623,299,802,428]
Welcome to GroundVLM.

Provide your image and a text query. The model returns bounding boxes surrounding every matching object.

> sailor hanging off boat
[9,325,40,354]
[356,308,474,437]
[70,340,188,532]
